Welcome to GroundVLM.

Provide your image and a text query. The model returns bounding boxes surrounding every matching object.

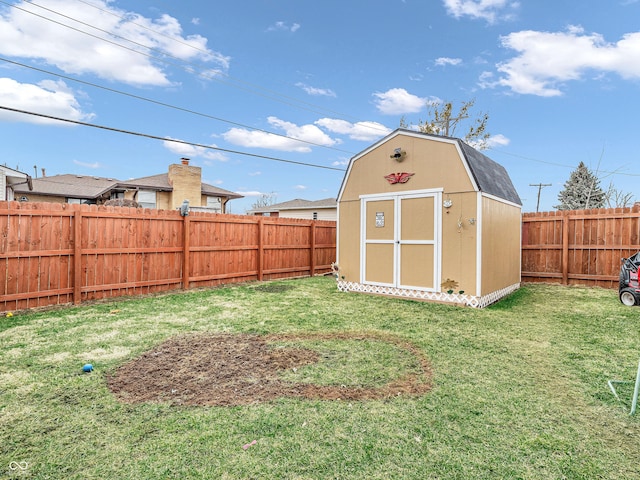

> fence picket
[0,201,336,312]
[523,206,640,288]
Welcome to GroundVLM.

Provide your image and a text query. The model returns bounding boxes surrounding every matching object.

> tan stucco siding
[337,200,361,282]
[480,197,521,295]
[340,136,474,202]
[440,191,478,295]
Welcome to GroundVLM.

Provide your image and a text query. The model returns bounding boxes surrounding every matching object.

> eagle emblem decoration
[384,172,414,185]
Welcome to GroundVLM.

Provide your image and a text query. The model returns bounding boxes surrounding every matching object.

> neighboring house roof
[118,173,172,192]
[248,197,336,214]
[337,129,522,206]
[13,174,117,199]
[14,173,242,200]
[121,173,243,199]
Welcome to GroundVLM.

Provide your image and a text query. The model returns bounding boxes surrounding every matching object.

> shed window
[313,212,318,220]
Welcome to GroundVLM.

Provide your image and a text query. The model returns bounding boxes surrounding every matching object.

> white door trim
[360,189,442,291]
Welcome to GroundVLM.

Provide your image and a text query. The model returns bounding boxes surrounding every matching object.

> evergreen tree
[555,162,605,210]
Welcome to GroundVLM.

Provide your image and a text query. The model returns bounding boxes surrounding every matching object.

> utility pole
[530,183,552,213]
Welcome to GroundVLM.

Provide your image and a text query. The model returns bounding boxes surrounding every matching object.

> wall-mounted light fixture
[390,148,407,162]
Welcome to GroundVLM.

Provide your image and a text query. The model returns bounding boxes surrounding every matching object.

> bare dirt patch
[107,332,433,406]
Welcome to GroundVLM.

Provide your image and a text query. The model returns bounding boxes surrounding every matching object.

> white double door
[361,191,441,291]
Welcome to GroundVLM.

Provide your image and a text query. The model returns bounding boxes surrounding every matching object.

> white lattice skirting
[336,281,520,308]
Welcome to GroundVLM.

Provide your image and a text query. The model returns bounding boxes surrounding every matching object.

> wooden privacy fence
[522,205,640,288]
[0,201,336,313]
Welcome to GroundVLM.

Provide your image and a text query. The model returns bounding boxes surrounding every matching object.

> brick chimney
[168,159,201,209]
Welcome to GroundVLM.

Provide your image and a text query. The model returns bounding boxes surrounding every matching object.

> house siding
[278,208,336,221]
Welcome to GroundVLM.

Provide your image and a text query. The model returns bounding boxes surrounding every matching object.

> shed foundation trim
[336,280,519,308]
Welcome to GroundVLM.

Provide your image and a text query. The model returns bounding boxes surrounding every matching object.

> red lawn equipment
[619,252,640,306]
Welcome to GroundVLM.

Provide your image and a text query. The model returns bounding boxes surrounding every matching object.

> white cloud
[235,190,269,197]
[222,117,338,152]
[203,178,224,186]
[435,57,463,66]
[163,137,228,161]
[294,185,307,190]
[296,83,336,97]
[248,171,262,176]
[443,0,519,23]
[485,133,510,148]
[0,78,93,124]
[492,26,640,96]
[0,0,228,86]
[373,88,429,115]
[468,133,510,149]
[315,118,391,142]
[73,159,101,169]
[267,21,300,33]
[332,158,350,167]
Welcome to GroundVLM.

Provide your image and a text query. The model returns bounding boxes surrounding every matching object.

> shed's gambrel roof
[457,141,522,206]
[337,129,522,206]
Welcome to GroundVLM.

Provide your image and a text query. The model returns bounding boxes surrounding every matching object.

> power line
[0,56,357,155]
[0,105,346,172]
[8,0,390,131]
[72,0,215,59]
[487,147,640,177]
[72,0,380,125]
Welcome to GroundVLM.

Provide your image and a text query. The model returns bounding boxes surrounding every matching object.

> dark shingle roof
[457,141,522,205]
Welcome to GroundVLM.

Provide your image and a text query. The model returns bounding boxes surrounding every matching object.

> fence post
[310,221,317,277]
[182,214,190,290]
[258,217,264,281]
[73,209,82,304]
[562,212,569,285]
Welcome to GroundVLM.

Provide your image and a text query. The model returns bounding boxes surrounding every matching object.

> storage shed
[336,129,522,308]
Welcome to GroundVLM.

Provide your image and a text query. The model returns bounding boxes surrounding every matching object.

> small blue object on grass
[82,363,94,373]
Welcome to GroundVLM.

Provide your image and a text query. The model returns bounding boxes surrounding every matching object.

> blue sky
[1,0,639,213]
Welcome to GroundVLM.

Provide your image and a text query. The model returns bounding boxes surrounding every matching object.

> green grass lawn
[1,278,639,479]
